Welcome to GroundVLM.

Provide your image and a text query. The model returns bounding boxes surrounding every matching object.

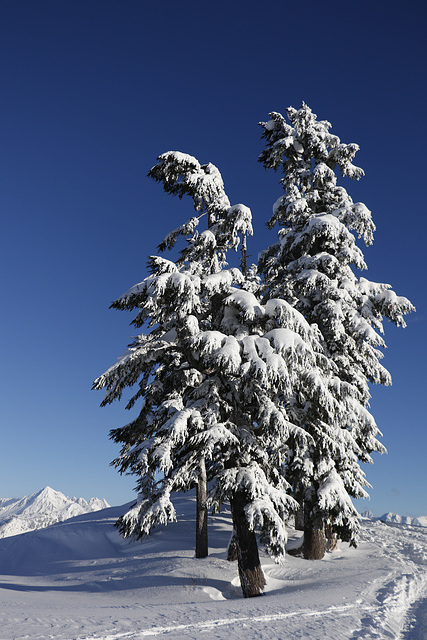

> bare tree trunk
[295,504,304,531]
[303,526,326,559]
[230,491,266,597]
[303,512,326,560]
[196,458,208,558]
[325,522,338,552]
[227,529,238,561]
[240,232,248,275]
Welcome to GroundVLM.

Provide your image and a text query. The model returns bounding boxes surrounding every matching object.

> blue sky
[0,0,425,516]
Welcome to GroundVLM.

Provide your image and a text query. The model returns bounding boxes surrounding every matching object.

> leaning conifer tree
[258,103,414,558]
[94,151,248,561]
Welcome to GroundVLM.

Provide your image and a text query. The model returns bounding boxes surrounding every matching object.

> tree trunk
[230,491,266,597]
[303,526,326,559]
[226,530,238,561]
[325,522,338,552]
[294,504,304,531]
[195,458,208,558]
[303,511,326,560]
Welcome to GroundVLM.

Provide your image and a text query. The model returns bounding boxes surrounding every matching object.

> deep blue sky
[1,0,425,516]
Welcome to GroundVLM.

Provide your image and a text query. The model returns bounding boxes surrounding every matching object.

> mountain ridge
[360,510,427,528]
[0,486,110,538]
[377,512,427,528]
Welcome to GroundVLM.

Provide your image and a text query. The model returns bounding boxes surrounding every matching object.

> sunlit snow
[1,492,427,639]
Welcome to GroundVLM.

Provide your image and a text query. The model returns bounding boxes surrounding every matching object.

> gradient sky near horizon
[1,0,425,517]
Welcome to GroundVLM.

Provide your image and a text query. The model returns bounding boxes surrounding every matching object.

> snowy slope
[0,486,109,538]
[1,492,427,639]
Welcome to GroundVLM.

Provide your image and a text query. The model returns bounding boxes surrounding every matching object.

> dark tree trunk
[325,522,338,552]
[230,491,266,597]
[303,526,326,559]
[226,530,238,561]
[303,511,326,560]
[195,458,208,558]
[295,504,305,531]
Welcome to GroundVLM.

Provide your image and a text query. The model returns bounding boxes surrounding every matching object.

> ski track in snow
[1,496,427,640]
[350,521,427,639]
[401,597,427,640]
[77,604,360,639]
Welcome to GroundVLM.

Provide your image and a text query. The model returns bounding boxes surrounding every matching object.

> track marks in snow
[401,596,427,639]
[352,521,427,639]
[77,604,358,639]
[353,574,424,638]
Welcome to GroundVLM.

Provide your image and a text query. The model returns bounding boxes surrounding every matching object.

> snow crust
[1,491,427,640]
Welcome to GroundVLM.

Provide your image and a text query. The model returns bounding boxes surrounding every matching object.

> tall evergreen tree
[94,152,329,595]
[94,151,248,559]
[258,103,414,558]
[149,151,238,559]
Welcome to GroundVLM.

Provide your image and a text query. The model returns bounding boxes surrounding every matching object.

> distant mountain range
[2,489,425,541]
[377,513,427,528]
[361,510,427,528]
[0,486,110,538]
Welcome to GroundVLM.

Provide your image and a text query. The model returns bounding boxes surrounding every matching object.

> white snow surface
[0,486,109,538]
[1,493,427,639]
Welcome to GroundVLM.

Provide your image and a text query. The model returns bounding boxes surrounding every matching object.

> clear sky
[1,0,425,516]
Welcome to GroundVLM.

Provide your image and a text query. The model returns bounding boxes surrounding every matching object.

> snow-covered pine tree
[94,150,346,595]
[149,152,236,559]
[258,103,415,558]
[93,153,259,594]
[94,151,246,561]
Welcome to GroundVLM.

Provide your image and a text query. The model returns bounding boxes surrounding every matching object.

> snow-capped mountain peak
[372,511,427,527]
[0,487,110,538]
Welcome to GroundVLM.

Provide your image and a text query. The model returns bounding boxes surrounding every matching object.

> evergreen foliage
[258,103,414,552]
[94,104,414,581]
[94,152,346,593]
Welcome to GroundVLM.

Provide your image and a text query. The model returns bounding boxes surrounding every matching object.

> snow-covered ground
[0,487,109,538]
[0,492,426,640]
